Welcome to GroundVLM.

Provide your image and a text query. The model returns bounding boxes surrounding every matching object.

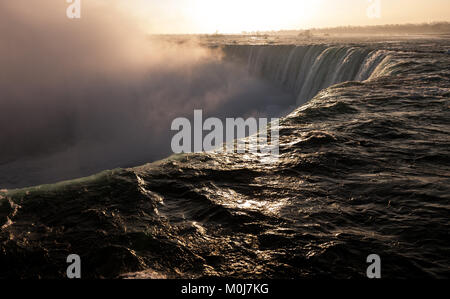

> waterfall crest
[223,45,393,104]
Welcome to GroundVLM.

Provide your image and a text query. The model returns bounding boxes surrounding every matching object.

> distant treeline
[255,22,450,36]
[313,22,450,34]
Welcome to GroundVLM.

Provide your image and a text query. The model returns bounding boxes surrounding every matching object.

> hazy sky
[122,0,450,33]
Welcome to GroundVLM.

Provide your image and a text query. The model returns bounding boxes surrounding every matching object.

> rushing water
[1,38,449,279]
[223,44,394,104]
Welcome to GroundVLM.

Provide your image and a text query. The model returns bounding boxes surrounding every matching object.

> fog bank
[0,1,294,188]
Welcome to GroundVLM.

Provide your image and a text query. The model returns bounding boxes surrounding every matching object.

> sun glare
[189,0,321,33]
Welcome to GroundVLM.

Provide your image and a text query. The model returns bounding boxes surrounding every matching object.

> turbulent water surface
[1,38,449,279]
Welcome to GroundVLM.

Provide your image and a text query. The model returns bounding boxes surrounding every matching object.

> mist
[0,0,294,188]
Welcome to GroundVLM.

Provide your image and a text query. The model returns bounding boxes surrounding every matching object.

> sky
[122,0,450,33]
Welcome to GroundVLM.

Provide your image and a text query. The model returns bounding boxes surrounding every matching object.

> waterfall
[222,45,393,105]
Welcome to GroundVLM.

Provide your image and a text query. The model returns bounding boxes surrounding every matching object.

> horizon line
[146,20,450,35]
